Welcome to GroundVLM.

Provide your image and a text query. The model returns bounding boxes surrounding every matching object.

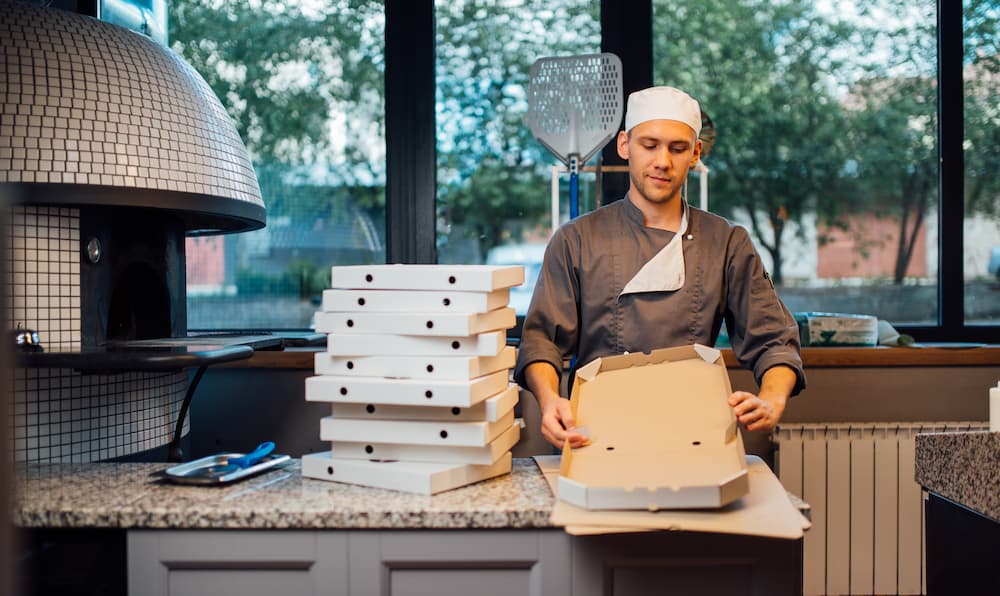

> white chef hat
[624,86,702,136]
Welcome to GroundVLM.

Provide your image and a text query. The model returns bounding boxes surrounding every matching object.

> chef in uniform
[513,86,805,449]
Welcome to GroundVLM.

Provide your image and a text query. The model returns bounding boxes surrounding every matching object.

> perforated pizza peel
[528,53,623,219]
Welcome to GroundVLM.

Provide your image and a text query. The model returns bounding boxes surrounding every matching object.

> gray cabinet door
[128,530,348,596]
[571,531,802,596]
[347,530,570,596]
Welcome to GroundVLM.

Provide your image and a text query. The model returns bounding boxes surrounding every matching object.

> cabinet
[572,531,802,596]
[128,531,349,596]
[128,530,569,596]
[925,492,1000,595]
[128,529,800,596]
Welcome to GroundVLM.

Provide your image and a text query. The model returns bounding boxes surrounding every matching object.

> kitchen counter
[915,430,1000,594]
[13,458,554,530]
[915,430,1000,521]
[14,457,811,531]
[14,458,809,595]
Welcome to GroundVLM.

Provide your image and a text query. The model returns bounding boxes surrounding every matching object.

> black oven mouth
[106,263,172,342]
[80,207,189,348]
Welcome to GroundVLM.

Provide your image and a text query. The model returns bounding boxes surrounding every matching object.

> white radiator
[774,422,987,596]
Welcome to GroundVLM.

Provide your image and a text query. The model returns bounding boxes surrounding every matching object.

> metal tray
[161,452,291,485]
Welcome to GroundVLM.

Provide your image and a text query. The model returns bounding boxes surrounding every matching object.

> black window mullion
[937,0,964,335]
[385,0,437,264]
[599,0,652,205]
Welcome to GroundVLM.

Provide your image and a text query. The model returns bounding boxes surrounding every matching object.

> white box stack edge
[302,264,525,495]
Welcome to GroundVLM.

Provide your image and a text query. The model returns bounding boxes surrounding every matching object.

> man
[513,86,805,449]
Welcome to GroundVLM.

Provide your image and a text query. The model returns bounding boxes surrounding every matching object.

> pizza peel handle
[528,53,623,220]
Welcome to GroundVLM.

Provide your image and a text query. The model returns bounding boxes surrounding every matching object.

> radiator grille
[774,422,987,596]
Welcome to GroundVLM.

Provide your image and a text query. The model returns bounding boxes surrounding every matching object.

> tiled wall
[9,368,188,463]
[5,205,189,463]
[6,205,81,351]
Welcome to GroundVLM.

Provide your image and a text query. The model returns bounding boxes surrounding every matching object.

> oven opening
[106,263,171,341]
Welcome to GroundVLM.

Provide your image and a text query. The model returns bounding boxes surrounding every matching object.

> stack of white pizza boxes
[302,264,525,495]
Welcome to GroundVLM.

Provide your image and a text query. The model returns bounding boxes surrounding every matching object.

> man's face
[617,119,701,206]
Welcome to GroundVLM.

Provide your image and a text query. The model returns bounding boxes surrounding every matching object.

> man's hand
[728,391,785,432]
[728,365,797,432]
[524,361,589,449]
[539,397,589,449]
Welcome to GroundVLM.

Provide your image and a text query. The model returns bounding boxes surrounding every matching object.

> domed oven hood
[0,3,265,235]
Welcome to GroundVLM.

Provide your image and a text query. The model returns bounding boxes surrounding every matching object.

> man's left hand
[728,364,797,432]
[728,391,786,432]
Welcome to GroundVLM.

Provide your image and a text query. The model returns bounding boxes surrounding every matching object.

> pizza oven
[2,3,265,463]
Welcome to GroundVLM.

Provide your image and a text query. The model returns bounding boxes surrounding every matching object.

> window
[963,0,1000,325]
[170,0,386,330]
[169,1,996,340]
[653,0,946,326]
[434,0,600,314]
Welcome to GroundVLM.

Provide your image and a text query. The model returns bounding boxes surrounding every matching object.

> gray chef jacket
[513,197,806,395]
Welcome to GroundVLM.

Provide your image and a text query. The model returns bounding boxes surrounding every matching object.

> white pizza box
[314,307,515,337]
[305,369,508,407]
[314,346,516,380]
[326,330,505,357]
[330,384,518,422]
[322,288,510,314]
[302,451,513,495]
[320,410,515,447]
[329,264,524,292]
[328,422,521,465]
[559,344,750,511]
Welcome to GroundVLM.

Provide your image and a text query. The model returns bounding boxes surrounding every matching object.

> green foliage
[653,0,857,284]
[235,260,330,297]
[653,0,997,285]
[169,0,384,178]
[964,0,1000,217]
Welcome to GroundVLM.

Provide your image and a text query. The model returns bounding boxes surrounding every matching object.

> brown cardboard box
[558,344,750,510]
[538,455,810,539]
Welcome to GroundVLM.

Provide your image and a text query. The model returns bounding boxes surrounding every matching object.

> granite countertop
[915,431,1000,521]
[13,458,556,530]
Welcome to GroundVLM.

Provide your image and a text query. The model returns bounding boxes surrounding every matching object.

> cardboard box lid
[325,330,506,357]
[559,344,749,510]
[320,410,515,447]
[314,307,515,337]
[330,384,518,422]
[305,369,508,407]
[328,422,520,466]
[314,346,516,380]
[322,288,510,314]
[302,451,513,495]
[329,264,524,292]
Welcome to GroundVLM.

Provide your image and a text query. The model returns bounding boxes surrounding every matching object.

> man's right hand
[539,397,589,449]
[524,361,589,449]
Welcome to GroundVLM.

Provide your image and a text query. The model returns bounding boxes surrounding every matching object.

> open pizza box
[558,344,750,510]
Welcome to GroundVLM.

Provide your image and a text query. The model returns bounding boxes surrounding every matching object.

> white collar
[619,202,689,296]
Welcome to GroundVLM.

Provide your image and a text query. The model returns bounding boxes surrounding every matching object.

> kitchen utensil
[528,53,623,220]
[162,442,289,485]
[12,326,43,352]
